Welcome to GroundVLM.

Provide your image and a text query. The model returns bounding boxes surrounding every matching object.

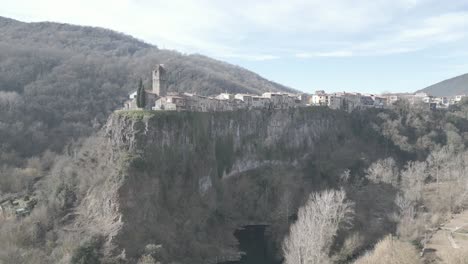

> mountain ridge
[417,73,468,96]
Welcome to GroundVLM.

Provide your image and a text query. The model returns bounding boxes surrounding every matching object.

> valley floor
[425,210,468,263]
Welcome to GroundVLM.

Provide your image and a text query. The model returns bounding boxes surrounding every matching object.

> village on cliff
[124,65,466,113]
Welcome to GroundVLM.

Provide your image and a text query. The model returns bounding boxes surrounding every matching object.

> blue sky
[2,0,468,94]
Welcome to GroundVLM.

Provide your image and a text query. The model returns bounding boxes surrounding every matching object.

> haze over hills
[0,16,294,161]
[417,73,468,97]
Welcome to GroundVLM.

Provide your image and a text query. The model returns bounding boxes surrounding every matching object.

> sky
[2,0,468,94]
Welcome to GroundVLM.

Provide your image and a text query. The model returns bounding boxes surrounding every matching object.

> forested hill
[0,16,152,55]
[0,16,293,95]
[417,73,468,96]
[0,16,294,162]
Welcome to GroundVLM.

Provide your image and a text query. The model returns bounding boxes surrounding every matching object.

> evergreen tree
[141,83,146,108]
[136,79,146,108]
[136,82,142,108]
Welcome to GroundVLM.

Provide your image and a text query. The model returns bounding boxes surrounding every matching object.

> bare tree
[395,194,415,218]
[282,189,353,264]
[365,158,398,186]
[0,91,21,112]
[427,146,451,186]
[394,193,419,240]
[400,161,427,202]
[340,169,351,184]
[437,151,468,212]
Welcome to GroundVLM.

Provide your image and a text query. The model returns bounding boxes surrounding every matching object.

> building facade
[124,67,460,113]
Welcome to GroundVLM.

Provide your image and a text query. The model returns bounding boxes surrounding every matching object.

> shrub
[353,235,421,264]
[71,236,104,264]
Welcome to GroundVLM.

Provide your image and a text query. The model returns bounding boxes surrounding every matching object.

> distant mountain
[0,16,295,161]
[417,73,468,96]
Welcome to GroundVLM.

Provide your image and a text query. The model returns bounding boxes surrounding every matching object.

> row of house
[310,90,387,112]
[386,92,467,109]
[123,65,309,112]
[310,90,468,111]
[149,92,307,111]
[123,65,468,113]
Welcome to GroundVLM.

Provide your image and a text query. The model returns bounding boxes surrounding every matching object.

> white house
[129,90,137,99]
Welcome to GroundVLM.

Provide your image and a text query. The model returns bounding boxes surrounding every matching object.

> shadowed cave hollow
[219,225,281,264]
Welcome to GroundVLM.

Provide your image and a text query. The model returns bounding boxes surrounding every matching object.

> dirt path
[424,210,468,263]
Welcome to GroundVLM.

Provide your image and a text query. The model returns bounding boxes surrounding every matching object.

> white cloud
[237,0,423,33]
[224,54,280,61]
[2,0,468,60]
[394,12,468,43]
[295,51,354,58]
[294,10,468,58]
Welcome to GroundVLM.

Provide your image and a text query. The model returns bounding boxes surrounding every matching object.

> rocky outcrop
[74,108,384,263]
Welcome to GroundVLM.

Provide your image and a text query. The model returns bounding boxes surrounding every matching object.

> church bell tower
[152,64,167,96]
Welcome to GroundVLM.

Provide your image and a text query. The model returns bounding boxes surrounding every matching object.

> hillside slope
[417,73,468,96]
[0,16,293,96]
[0,16,295,162]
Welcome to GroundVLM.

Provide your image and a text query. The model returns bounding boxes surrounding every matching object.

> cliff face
[75,108,390,263]
[107,108,347,180]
